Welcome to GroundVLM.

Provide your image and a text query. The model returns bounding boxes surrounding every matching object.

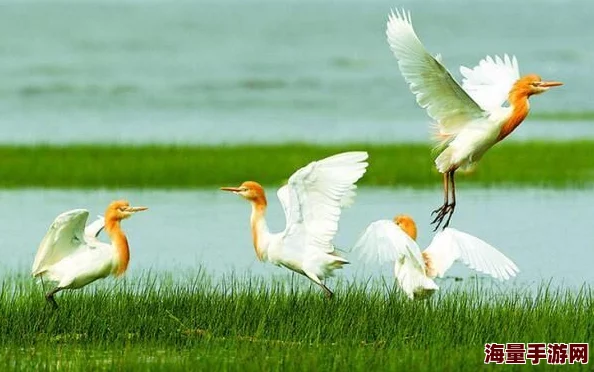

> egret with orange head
[386,9,563,229]
[221,151,368,298]
[354,214,519,300]
[32,200,147,309]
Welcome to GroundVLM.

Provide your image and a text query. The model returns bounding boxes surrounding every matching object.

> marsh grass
[0,272,591,370]
[0,141,593,189]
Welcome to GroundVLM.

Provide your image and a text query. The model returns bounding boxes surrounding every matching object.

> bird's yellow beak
[220,187,241,192]
[538,81,563,88]
[125,206,148,213]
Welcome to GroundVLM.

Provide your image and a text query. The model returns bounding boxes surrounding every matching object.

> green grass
[0,272,592,371]
[0,141,593,189]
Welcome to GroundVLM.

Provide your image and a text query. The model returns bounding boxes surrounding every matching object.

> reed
[0,272,591,371]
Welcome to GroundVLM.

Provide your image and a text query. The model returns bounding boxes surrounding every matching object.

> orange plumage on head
[239,181,268,206]
[393,214,418,241]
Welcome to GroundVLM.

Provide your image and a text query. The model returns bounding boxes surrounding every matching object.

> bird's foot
[430,203,455,231]
[45,294,59,310]
[320,284,334,299]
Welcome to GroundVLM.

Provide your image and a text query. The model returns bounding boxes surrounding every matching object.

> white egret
[354,214,519,300]
[220,151,368,297]
[32,200,147,308]
[386,9,562,229]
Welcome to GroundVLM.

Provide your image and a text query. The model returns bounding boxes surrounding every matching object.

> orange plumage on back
[421,252,437,278]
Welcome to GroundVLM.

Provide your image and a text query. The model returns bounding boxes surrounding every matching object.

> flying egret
[220,151,369,298]
[386,9,563,229]
[32,200,147,309]
[354,214,519,300]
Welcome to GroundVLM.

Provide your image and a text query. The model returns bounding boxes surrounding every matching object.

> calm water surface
[2,188,592,289]
[0,0,592,144]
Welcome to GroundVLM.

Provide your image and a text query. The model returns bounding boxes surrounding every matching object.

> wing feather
[84,215,105,238]
[281,151,368,253]
[423,228,519,280]
[353,220,437,299]
[32,209,90,276]
[386,9,485,137]
[354,220,424,267]
[460,54,520,111]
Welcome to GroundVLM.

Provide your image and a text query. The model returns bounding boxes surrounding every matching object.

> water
[4,188,592,289]
[0,0,592,144]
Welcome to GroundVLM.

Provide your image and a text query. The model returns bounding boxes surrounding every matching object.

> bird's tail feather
[396,265,439,300]
[434,148,454,174]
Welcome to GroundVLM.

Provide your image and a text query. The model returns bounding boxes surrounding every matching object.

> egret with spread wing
[221,151,368,298]
[354,215,519,300]
[32,200,147,309]
[386,9,562,229]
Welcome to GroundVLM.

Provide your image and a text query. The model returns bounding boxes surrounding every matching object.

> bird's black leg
[443,171,456,228]
[45,287,62,310]
[305,271,334,299]
[319,283,334,299]
[431,172,450,230]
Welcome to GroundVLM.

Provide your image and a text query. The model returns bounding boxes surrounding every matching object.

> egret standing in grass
[386,9,563,229]
[221,151,368,298]
[32,200,147,309]
[354,214,519,300]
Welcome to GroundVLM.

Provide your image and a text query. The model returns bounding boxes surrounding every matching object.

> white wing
[280,151,368,253]
[277,185,291,221]
[84,215,105,238]
[386,9,485,135]
[460,54,520,111]
[423,228,519,280]
[353,220,437,299]
[32,209,90,276]
[354,220,424,267]
[277,182,358,217]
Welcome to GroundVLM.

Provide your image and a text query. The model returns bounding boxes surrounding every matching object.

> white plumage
[386,9,516,170]
[222,151,368,297]
[354,218,519,300]
[423,228,519,281]
[385,9,562,229]
[32,201,147,308]
[460,54,520,111]
[32,210,110,285]
[84,214,105,239]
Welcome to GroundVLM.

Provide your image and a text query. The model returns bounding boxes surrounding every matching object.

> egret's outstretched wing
[32,209,90,276]
[460,54,520,111]
[84,215,105,238]
[423,228,519,280]
[281,151,368,253]
[353,220,437,299]
[276,185,291,223]
[386,9,485,136]
[278,182,359,221]
[354,220,423,266]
